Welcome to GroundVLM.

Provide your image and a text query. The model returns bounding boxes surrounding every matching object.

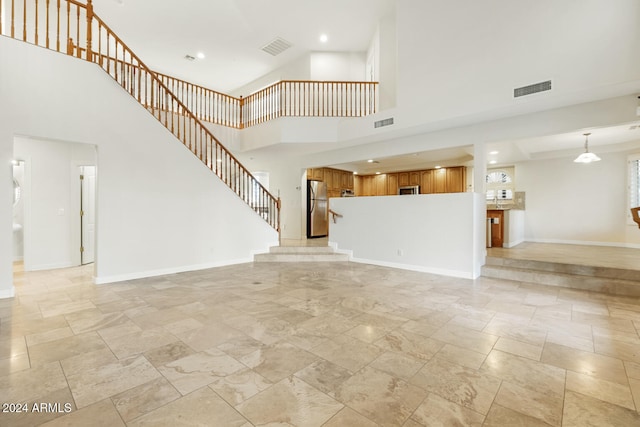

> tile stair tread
[485,256,640,281]
[481,264,640,297]
[269,246,335,254]
[254,253,349,262]
[255,245,349,262]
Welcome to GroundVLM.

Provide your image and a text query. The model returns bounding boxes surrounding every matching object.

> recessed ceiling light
[319,34,328,43]
[489,151,499,155]
[196,52,205,59]
[434,165,442,169]
[489,160,497,164]
[353,171,358,175]
[367,159,374,163]
[375,172,381,175]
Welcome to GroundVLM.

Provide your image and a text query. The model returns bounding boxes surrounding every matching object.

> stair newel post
[86,0,93,61]
[239,96,244,129]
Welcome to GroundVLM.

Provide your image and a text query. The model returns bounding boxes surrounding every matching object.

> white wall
[329,193,486,278]
[0,129,13,297]
[0,37,277,296]
[310,52,366,81]
[517,151,640,247]
[12,161,24,260]
[230,54,311,97]
[396,0,640,128]
[14,137,96,270]
[376,11,397,110]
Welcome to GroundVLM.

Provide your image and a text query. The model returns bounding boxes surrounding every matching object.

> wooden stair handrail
[63,44,379,129]
[632,207,640,229]
[90,11,279,230]
[0,0,280,232]
[329,209,343,224]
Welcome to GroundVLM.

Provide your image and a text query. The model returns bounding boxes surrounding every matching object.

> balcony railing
[0,1,378,131]
[242,80,378,128]
[141,75,379,129]
[0,0,280,231]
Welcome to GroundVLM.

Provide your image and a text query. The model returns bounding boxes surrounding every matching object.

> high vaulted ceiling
[92,0,394,93]
[89,0,640,171]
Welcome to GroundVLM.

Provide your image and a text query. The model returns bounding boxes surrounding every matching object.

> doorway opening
[13,136,97,272]
[80,166,96,265]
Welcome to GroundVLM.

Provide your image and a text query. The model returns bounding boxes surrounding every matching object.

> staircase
[482,256,640,297]
[0,0,280,232]
[254,245,349,263]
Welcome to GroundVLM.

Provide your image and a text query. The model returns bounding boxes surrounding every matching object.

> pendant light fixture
[573,132,601,163]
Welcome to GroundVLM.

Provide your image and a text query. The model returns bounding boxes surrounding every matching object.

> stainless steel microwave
[398,185,420,195]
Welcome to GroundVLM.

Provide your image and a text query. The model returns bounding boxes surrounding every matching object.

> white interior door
[80,166,96,264]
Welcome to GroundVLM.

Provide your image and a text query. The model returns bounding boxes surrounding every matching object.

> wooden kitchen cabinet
[332,170,341,191]
[409,171,420,186]
[433,168,447,193]
[487,210,504,247]
[354,175,363,195]
[387,173,398,195]
[375,174,387,196]
[324,170,333,190]
[446,166,466,193]
[421,170,433,194]
[341,171,354,190]
[333,166,466,196]
[398,172,409,187]
[356,175,374,196]
[307,167,355,193]
[307,168,324,181]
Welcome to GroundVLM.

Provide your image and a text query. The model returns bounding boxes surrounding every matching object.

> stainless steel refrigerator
[307,180,328,238]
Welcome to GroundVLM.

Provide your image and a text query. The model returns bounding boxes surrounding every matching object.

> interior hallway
[1,252,640,426]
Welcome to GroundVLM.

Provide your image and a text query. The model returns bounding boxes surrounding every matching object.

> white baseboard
[24,261,75,272]
[94,257,253,285]
[0,287,15,299]
[504,238,525,248]
[329,241,478,279]
[350,257,478,279]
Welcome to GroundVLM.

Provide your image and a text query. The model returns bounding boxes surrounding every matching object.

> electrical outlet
[397,249,403,256]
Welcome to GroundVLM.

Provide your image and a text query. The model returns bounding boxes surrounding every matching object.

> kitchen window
[486,168,515,201]
[629,154,640,224]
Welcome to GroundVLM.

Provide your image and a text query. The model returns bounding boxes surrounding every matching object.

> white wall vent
[514,80,552,98]
[261,38,292,56]
[374,118,394,128]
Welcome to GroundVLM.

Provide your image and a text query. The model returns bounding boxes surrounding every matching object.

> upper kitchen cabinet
[409,171,421,186]
[446,166,466,193]
[375,174,387,196]
[387,173,399,195]
[306,167,354,190]
[433,168,447,193]
[420,170,433,194]
[354,166,467,196]
[307,168,324,181]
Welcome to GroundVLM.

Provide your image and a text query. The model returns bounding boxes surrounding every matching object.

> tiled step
[254,246,349,262]
[485,256,640,282]
[482,257,640,297]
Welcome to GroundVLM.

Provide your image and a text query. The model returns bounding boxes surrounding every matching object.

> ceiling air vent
[261,37,292,56]
[514,80,552,98]
[374,118,394,128]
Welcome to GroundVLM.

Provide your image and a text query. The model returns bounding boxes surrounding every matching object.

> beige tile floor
[1,256,640,426]
[488,242,640,271]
